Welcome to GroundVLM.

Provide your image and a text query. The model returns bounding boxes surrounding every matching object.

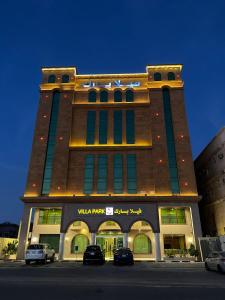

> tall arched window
[167,72,175,81]
[71,234,89,254]
[154,72,161,81]
[133,234,152,254]
[88,90,97,102]
[62,74,70,83]
[125,89,134,102]
[100,90,108,102]
[48,74,56,83]
[114,90,122,102]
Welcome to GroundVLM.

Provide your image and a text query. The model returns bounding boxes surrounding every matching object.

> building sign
[81,80,141,88]
[77,207,142,216]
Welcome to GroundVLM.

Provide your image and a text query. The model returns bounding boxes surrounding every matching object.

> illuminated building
[17,65,202,261]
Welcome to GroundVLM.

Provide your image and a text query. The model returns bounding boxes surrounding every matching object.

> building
[0,222,19,238]
[195,127,225,236]
[17,65,202,261]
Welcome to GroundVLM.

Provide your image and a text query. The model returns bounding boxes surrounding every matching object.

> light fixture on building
[159,159,163,163]
[43,114,47,118]
[40,136,44,141]
[32,183,36,187]
[59,136,63,141]
[57,186,61,190]
[184,182,188,186]
[182,159,185,162]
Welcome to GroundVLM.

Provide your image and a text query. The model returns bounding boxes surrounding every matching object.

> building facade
[17,65,202,261]
[195,127,225,236]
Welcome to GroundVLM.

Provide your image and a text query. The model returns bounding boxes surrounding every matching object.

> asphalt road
[0,261,224,300]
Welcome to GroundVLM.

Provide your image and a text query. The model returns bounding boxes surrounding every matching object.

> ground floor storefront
[16,197,202,261]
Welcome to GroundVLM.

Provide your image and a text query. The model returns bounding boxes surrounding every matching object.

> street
[0,261,224,300]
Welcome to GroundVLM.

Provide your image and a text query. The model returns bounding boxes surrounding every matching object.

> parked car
[83,245,105,265]
[205,251,225,273]
[114,248,134,265]
[25,243,55,265]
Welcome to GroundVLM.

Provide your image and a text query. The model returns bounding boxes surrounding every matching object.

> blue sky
[0,0,225,223]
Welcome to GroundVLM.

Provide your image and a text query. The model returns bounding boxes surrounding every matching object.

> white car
[25,243,55,265]
[205,251,225,273]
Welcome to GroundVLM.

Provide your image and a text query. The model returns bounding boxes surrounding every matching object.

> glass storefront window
[38,209,62,225]
[161,208,186,224]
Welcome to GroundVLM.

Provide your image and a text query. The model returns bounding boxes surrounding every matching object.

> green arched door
[71,234,89,254]
[133,234,151,254]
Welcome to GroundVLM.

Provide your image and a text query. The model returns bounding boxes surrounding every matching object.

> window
[42,91,60,195]
[39,234,60,252]
[114,154,123,194]
[133,234,152,254]
[86,111,96,144]
[163,88,180,194]
[125,89,134,102]
[168,72,175,81]
[126,110,135,144]
[127,154,137,194]
[71,234,89,254]
[114,90,122,102]
[161,208,186,224]
[48,74,56,83]
[97,155,108,194]
[88,90,97,102]
[62,74,70,83]
[100,90,108,102]
[164,235,186,250]
[114,111,122,144]
[84,155,94,194]
[99,111,108,144]
[154,72,161,81]
[38,209,62,225]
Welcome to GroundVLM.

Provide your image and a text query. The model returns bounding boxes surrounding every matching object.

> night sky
[0,0,225,223]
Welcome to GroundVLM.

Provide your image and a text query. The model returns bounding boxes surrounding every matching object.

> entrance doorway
[96,221,123,259]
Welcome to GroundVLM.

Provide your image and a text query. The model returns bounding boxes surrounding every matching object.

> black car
[114,248,134,265]
[83,245,105,265]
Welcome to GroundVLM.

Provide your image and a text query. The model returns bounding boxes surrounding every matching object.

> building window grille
[83,155,95,194]
[62,74,70,83]
[88,90,97,102]
[167,72,175,80]
[126,110,135,144]
[38,209,62,225]
[114,90,122,102]
[113,111,122,144]
[161,208,186,224]
[48,74,56,83]
[113,154,123,194]
[125,89,134,102]
[127,154,137,194]
[86,111,96,144]
[100,90,108,102]
[162,88,180,194]
[42,91,60,195]
[99,111,108,144]
[154,72,161,81]
[97,155,108,194]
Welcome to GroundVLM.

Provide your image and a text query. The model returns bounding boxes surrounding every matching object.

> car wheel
[205,262,210,271]
[217,265,224,273]
[50,254,55,263]
[42,255,47,264]
[83,260,87,265]
[25,260,30,265]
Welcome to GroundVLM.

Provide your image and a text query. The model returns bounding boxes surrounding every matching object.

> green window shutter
[154,72,161,81]
[88,90,97,102]
[127,154,137,194]
[113,154,123,194]
[42,91,60,195]
[97,155,108,194]
[113,111,122,144]
[163,88,180,194]
[100,90,108,102]
[134,234,151,254]
[84,155,95,194]
[86,111,96,144]
[62,74,70,83]
[168,72,175,80]
[126,110,135,144]
[71,234,89,254]
[48,75,56,83]
[99,111,108,144]
[114,90,122,102]
[125,89,134,102]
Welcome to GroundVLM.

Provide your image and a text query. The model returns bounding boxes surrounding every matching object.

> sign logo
[81,80,141,88]
[106,207,114,216]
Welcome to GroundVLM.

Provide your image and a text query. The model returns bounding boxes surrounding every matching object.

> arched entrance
[64,221,90,260]
[128,220,155,260]
[96,220,123,260]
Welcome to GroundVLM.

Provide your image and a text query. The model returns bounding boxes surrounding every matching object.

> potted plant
[2,241,18,260]
[188,244,199,261]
